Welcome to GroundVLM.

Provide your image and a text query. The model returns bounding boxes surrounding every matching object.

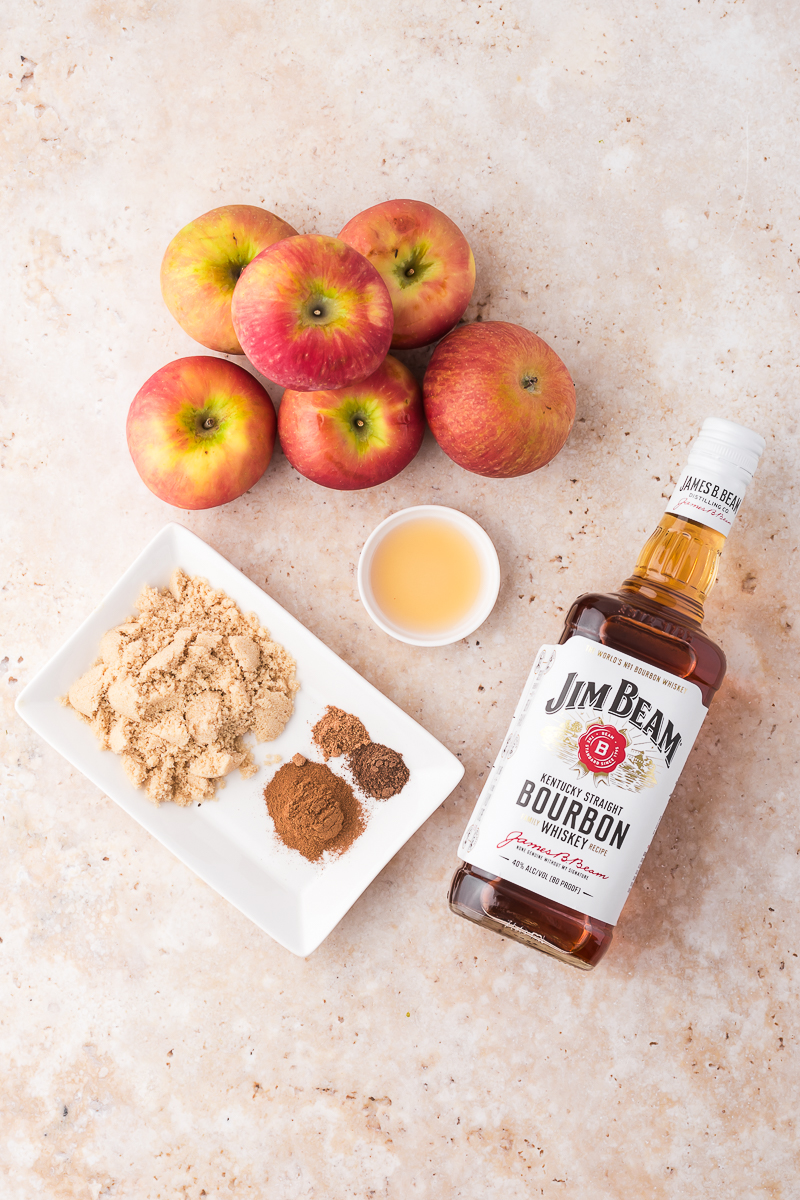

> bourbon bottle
[448,417,765,969]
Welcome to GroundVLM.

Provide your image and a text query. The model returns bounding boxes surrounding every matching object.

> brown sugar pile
[311,705,370,760]
[264,759,365,862]
[64,569,297,806]
[347,742,410,799]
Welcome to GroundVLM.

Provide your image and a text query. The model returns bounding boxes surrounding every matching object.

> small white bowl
[357,505,501,647]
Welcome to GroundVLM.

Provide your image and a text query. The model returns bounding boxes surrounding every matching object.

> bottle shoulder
[560,591,726,704]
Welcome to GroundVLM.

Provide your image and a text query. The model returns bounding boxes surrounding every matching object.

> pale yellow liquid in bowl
[369,517,483,634]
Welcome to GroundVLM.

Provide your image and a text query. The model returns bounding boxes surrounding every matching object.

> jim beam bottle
[449,417,765,969]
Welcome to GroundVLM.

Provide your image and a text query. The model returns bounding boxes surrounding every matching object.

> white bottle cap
[688,417,766,485]
[666,416,765,536]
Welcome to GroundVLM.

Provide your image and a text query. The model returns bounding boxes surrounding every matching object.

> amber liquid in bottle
[448,513,727,969]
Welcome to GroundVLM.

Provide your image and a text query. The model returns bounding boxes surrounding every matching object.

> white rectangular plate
[15,523,464,956]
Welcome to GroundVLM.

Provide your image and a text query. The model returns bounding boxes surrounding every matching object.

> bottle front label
[666,465,745,536]
[458,637,708,926]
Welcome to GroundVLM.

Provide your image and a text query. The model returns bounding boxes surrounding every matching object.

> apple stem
[203,418,215,430]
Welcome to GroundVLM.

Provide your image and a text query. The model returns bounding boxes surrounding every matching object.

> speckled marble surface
[2,2,799,1197]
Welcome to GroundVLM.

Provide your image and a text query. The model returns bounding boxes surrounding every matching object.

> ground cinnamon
[264,759,365,862]
[347,742,409,800]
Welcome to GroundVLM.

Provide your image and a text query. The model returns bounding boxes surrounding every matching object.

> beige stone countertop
[2,2,798,1197]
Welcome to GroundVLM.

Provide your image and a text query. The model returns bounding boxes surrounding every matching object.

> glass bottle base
[448,864,613,970]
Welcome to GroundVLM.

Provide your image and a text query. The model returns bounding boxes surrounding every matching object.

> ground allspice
[347,742,410,800]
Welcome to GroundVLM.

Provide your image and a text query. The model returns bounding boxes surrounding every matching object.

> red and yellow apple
[160,205,298,355]
[127,356,277,509]
[338,199,475,349]
[278,355,424,490]
[231,234,394,390]
[423,321,575,478]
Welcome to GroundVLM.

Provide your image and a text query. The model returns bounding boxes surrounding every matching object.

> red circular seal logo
[578,724,627,774]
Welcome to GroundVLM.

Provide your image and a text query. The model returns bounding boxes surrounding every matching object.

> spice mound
[348,742,410,799]
[311,705,370,760]
[264,759,365,862]
[64,570,297,806]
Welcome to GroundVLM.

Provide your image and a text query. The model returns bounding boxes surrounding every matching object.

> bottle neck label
[457,637,707,926]
[666,464,746,536]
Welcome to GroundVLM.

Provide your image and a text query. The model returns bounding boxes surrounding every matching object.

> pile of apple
[127,200,576,509]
